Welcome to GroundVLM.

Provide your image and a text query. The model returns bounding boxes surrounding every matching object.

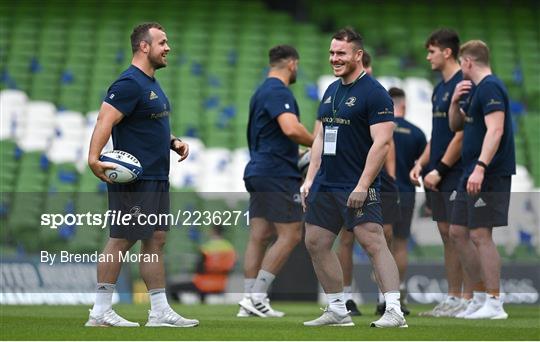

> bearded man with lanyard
[301,27,407,328]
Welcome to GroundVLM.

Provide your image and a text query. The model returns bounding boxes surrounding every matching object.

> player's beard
[335,62,355,80]
[289,69,297,85]
[149,52,167,70]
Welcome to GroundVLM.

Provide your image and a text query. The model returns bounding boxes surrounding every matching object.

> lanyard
[331,70,366,118]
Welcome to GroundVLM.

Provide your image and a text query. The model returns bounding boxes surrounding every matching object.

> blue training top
[429,70,463,172]
[104,65,171,180]
[394,117,427,193]
[244,77,301,179]
[461,74,516,177]
[316,74,395,188]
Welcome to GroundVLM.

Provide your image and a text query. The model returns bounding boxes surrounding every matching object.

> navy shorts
[245,176,303,223]
[393,192,415,239]
[305,182,383,234]
[107,180,170,241]
[425,168,461,222]
[380,172,401,225]
[450,175,511,228]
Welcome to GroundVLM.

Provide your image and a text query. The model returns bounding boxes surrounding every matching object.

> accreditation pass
[323,126,338,155]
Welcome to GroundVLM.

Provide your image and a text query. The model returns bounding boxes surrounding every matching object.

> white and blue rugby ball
[99,150,143,183]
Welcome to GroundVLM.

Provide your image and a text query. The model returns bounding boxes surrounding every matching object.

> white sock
[149,288,170,312]
[244,278,255,298]
[343,286,352,302]
[327,292,348,316]
[251,270,275,302]
[384,291,401,312]
[378,290,386,304]
[91,283,115,315]
[473,291,487,304]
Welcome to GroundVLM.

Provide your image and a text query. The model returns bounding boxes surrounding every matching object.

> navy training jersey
[104,65,171,180]
[429,70,463,171]
[316,74,395,187]
[244,77,301,179]
[394,117,427,193]
[461,74,516,177]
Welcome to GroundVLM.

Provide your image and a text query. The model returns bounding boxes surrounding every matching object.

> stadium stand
[0,0,538,263]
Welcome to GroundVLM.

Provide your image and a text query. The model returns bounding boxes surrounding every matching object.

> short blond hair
[460,40,490,66]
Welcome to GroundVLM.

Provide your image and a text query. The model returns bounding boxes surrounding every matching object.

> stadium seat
[0,90,27,139]
[16,101,56,151]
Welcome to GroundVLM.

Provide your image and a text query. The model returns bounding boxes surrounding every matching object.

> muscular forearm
[418,141,431,168]
[88,119,113,162]
[305,129,323,183]
[478,127,503,165]
[449,100,465,132]
[441,131,463,167]
[289,124,314,147]
[278,113,314,147]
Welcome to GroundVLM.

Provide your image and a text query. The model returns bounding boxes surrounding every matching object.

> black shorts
[245,176,303,223]
[450,175,511,228]
[380,172,401,224]
[305,182,383,234]
[107,180,170,240]
[393,192,415,239]
[425,169,461,222]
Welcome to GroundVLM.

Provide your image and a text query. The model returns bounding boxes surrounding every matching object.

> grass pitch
[1,303,539,340]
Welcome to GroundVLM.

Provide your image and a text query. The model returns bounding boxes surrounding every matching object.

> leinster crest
[345,97,356,107]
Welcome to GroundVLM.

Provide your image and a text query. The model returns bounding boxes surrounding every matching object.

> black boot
[345,299,362,316]
[400,303,410,316]
[375,302,386,316]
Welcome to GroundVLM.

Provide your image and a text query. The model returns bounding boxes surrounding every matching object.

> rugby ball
[297,149,311,179]
[99,150,143,183]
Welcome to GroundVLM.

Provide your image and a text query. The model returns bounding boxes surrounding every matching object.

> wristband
[435,161,451,178]
[476,160,488,169]
[170,137,182,149]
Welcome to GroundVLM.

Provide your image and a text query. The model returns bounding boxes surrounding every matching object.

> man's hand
[451,80,473,104]
[424,169,442,191]
[172,140,189,162]
[300,180,313,211]
[88,159,117,184]
[347,186,368,209]
[409,163,423,186]
[467,165,485,195]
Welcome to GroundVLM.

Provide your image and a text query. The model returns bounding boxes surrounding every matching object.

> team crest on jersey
[345,97,356,107]
[149,91,158,100]
[284,103,290,109]
[324,96,332,104]
[442,92,449,102]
